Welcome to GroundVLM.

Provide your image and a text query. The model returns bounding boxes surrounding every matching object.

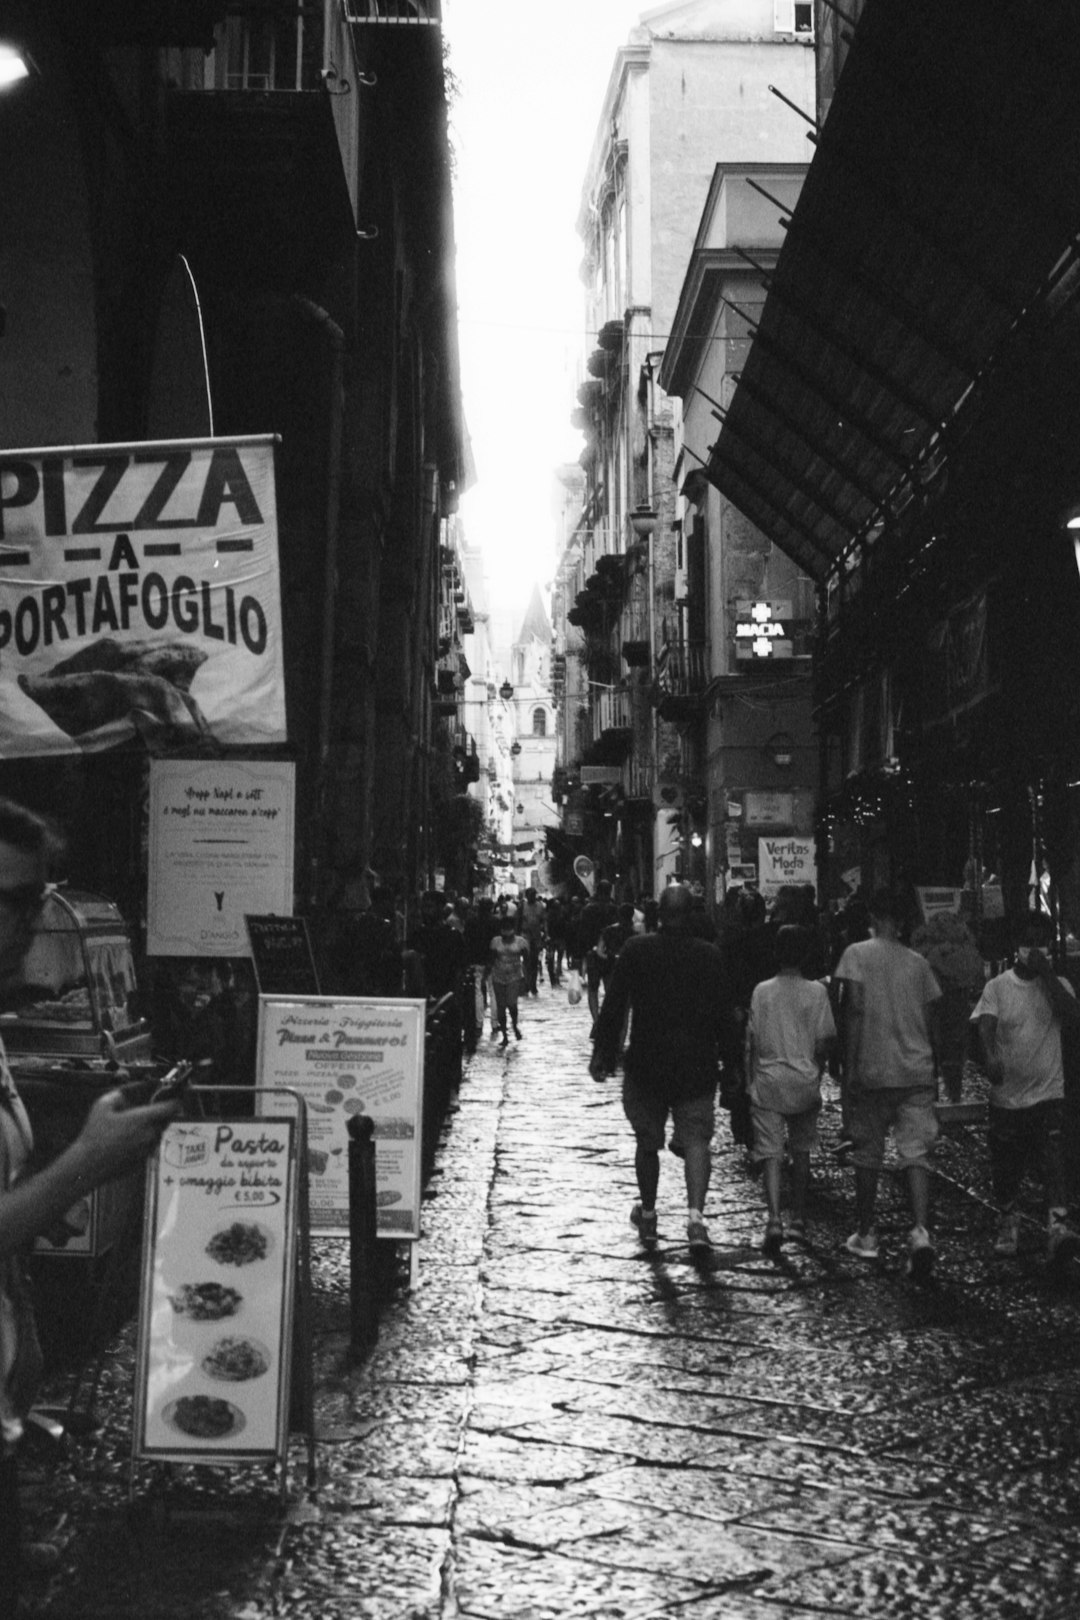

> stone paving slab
[20,982,1080,1617]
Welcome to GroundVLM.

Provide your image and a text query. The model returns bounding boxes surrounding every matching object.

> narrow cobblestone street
[21,981,1080,1619]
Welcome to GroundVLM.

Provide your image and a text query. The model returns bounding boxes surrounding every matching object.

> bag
[567,968,582,1005]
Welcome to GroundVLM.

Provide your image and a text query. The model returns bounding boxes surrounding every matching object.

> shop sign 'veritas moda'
[0,436,285,755]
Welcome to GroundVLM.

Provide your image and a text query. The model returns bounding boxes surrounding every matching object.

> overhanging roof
[710,0,1080,584]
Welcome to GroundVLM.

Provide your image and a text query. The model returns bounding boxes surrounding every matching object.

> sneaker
[763,1218,783,1259]
[786,1218,807,1243]
[513,1025,522,1041]
[845,1229,880,1260]
[687,1217,712,1252]
[499,1035,509,1050]
[906,1225,936,1281]
[993,1211,1020,1257]
[630,1202,658,1245]
[1047,1217,1080,1269]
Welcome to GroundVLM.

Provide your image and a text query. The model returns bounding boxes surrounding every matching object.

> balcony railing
[595,688,633,735]
[344,1,441,22]
[662,642,707,696]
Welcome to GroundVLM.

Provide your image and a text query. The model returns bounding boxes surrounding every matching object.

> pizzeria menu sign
[255,996,425,1240]
[0,435,285,756]
[133,1117,298,1463]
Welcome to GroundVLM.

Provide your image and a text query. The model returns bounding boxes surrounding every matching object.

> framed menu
[254,996,425,1239]
[133,1116,299,1463]
[245,914,321,996]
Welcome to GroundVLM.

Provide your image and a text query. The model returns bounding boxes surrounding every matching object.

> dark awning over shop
[710,0,1080,583]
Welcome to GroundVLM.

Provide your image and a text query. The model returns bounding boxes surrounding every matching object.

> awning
[710,0,1080,583]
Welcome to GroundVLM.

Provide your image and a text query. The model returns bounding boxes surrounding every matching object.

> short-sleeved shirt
[834,936,941,1089]
[489,934,529,987]
[748,974,836,1114]
[970,967,1074,1109]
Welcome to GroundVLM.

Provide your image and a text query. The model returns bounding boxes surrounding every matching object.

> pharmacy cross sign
[734,599,793,662]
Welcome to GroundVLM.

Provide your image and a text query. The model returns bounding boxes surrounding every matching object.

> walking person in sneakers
[747,924,836,1257]
[588,884,738,1253]
[971,912,1080,1267]
[833,888,942,1278]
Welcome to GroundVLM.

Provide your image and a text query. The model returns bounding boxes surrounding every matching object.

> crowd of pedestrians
[329,872,1080,1284]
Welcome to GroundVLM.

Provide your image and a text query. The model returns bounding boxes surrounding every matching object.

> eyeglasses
[0,883,50,915]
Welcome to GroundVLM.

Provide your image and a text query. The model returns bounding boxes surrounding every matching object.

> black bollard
[347,1113,379,1357]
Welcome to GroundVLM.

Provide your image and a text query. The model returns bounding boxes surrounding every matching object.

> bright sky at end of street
[442,0,648,633]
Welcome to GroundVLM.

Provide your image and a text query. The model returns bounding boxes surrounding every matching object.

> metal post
[347,1114,379,1356]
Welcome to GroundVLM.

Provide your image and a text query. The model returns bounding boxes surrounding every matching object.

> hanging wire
[179,253,214,436]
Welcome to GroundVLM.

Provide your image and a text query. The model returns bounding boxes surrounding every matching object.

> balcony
[160,2,367,261]
[655,641,708,722]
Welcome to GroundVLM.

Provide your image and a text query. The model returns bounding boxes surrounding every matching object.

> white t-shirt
[748,974,836,1113]
[970,967,1074,1109]
[834,936,941,1089]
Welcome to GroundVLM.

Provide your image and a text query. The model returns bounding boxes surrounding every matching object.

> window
[532,708,547,737]
[774,1,814,35]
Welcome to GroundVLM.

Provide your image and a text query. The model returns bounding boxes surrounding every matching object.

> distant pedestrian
[589,884,739,1253]
[579,879,619,1030]
[487,916,529,1047]
[747,925,836,1256]
[520,887,546,995]
[544,897,567,986]
[833,888,942,1278]
[971,912,1080,1265]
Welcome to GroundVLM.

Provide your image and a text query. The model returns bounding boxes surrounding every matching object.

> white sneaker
[844,1228,879,1259]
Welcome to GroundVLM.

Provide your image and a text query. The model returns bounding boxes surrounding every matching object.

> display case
[4,887,159,1256]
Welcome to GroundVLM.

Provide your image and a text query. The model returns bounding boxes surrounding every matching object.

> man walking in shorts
[971,912,1080,1264]
[834,888,942,1278]
[589,885,738,1252]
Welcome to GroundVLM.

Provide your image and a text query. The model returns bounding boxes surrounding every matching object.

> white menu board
[134,1117,298,1462]
[255,997,425,1239]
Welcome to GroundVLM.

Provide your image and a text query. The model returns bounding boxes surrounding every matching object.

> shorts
[751,1100,820,1162]
[622,1074,716,1153]
[849,1084,938,1170]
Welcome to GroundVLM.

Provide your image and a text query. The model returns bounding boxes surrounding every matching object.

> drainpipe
[293,297,345,909]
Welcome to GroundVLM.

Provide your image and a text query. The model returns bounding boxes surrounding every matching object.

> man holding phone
[0,798,178,1614]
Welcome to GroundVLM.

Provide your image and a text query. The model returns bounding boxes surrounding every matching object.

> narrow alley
[22,981,1080,1619]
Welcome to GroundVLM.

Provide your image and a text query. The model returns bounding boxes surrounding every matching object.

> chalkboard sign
[245,915,321,996]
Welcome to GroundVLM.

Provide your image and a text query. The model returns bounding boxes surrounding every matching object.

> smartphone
[151,1061,193,1104]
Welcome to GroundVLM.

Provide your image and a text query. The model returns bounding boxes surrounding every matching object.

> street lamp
[499,679,514,701]
[629,503,658,540]
[510,741,522,757]
[0,43,33,88]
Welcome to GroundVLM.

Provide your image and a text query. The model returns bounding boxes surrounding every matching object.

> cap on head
[658,884,692,929]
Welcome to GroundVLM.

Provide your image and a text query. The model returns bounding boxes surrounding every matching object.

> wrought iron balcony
[655,640,708,720]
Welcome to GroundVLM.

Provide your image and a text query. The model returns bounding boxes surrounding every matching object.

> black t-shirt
[594,929,738,1098]
[579,899,618,951]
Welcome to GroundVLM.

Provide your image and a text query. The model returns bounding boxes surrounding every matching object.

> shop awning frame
[709,0,1080,585]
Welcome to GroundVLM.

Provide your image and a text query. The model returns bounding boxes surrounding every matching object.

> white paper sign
[134,1117,297,1462]
[147,759,295,955]
[758,836,815,897]
[255,997,425,1239]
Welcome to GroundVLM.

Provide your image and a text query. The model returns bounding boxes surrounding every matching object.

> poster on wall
[147,759,295,956]
[133,1116,298,1463]
[255,996,425,1240]
[758,836,816,897]
[0,435,285,757]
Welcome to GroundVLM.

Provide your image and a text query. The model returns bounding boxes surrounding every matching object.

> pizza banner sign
[0,435,285,755]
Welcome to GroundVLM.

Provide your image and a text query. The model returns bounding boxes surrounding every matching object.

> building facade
[0,2,466,1033]
[554,0,815,899]
[660,163,817,906]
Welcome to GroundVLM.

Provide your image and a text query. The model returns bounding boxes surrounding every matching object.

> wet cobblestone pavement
[19,983,1080,1618]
